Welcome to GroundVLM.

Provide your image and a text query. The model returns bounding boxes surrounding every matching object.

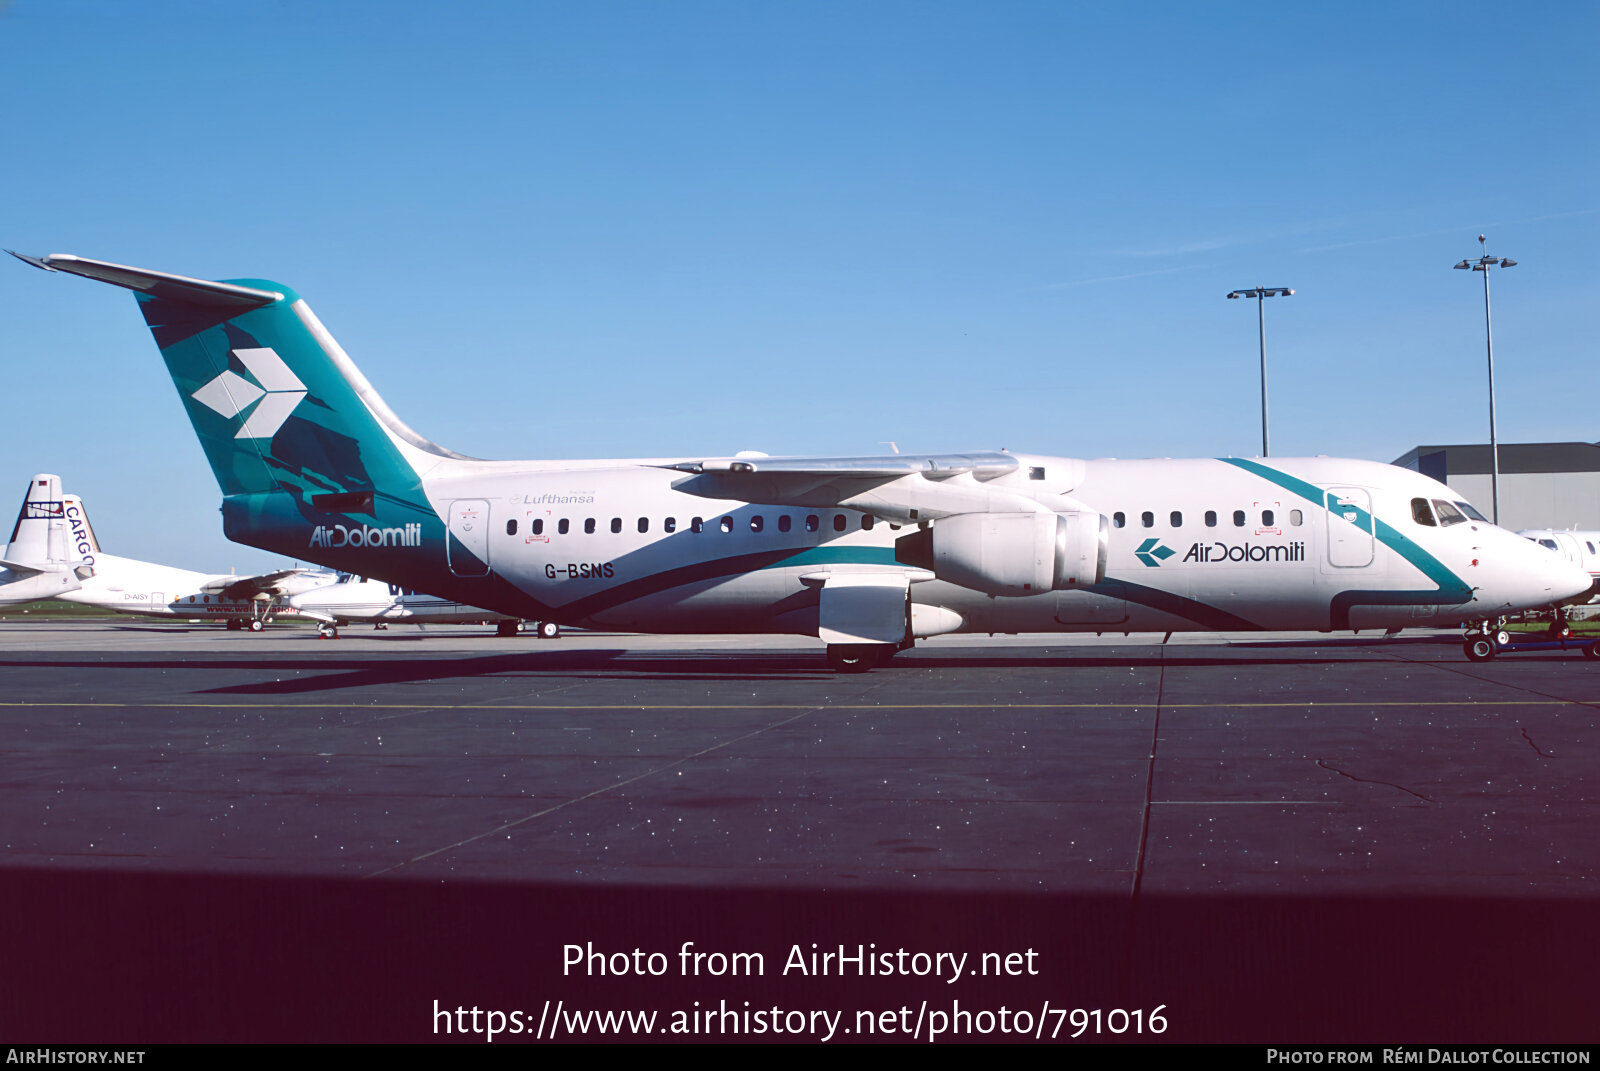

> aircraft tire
[1495,630,1511,647]
[827,644,886,673]
[537,621,560,640]
[1464,637,1497,662]
[248,620,264,632]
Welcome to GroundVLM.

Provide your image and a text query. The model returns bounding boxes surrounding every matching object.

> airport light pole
[1453,235,1517,525]
[1226,286,1293,457]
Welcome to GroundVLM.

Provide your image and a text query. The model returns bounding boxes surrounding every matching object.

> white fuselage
[57,553,321,622]
[394,454,1585,636]
[290,575,516,626]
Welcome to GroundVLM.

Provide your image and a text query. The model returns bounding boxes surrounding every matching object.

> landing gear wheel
[1495,630,1511,647]
[496,620,520,637]
[827,644,887,673]
[1464,637,1497,662]
[248,619,264,632]
[317,624,338,640]
[537,621,560,640]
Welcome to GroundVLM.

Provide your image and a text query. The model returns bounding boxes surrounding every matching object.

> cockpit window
[1411,498,1436,526]
[1539,539,1559,551]
[1454,501,1488,523]
[1432,500,1467,527]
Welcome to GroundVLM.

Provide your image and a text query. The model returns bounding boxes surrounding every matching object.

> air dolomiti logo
[310,523,423,549]
[191,347,307,439]
[1136,538,1307,566]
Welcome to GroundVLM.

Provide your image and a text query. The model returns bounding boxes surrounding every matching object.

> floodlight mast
[1226,286,1294,457]
[1453,235,1517,525]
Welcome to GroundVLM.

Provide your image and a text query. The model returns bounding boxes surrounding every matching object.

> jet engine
[894,511,1107,596]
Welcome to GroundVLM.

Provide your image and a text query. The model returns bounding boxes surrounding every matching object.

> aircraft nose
[1550,557,1595,604]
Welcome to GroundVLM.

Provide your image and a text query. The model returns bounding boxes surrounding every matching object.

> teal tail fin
[12,253,463,564]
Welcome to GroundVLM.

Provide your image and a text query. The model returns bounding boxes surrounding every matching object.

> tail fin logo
[190,347,307,440]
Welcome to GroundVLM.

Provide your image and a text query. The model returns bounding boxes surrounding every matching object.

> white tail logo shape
[190,347,307,439]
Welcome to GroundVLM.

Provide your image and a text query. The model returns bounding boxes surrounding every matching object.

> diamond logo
[1135,538,1176,567]
[191,347,306,440]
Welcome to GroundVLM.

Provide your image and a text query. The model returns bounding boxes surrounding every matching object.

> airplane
[1,473,336,629]
[0,475,92,605]
[11,251,1593,668]
[1517,528,1600,613]
[287,572,538,639]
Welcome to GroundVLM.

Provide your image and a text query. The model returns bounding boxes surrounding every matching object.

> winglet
[8,251,283,308]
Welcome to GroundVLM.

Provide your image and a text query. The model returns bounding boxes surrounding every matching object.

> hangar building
[1393,442,1600,532]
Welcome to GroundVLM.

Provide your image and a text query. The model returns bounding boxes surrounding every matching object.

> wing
[201,569,318,600]
[661,451,1068,521]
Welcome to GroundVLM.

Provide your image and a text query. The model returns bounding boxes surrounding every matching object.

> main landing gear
[317,623,339,640]
[536,621,560,640]
[826,643,897,673]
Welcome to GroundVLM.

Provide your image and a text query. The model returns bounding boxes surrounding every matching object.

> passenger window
[778,515,792,533]
[1113,512,1126,529]
[721,516,734,533]
[506,519,518,535]
[664,517,676,533]
[862,516,874,530]
[1289,510,1302,526]
[1262,509,1274,526]
[532,519,544,535]
[1170,511,1182,527]
[610,518,622,534]
[584,518,596,534]
[558,519,570,535]
[691,517,704,533]
[1029,466,1045,480]
[638,517,649,533]
[1141,511,1154,528]
[1233,510,1245,527]
[834,514,846,532]
[750,515,764,533]
[805,515,819,533]
[1411,498,1436,526]
[1432,500,1467,527]
[1205,511,1217,527]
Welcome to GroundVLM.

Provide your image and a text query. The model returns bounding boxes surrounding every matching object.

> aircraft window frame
[1262,509,1275,527]
[721,516,734,533]
[1205,511,1217,528]
[778,515,792,533]
[805,515,819,533]
[1588,542,1596,555]
[664,517,676,534]
[862,515,875,531]
[1113,512,1126,529]
[638,517,649,533]
[1289,509,1302,526]
[834,514,847,532]
[1432,500,1467,527]
[584,518,596,535]
[558,519,570,535]
[611,517,622,534]
[750,515,764,533]
[1141,511,1154,528]
[691,517,704,533]
[532,519,544,536]
[1233,510,1245,527]
[1454,501,1489,523]
[1029,467,1045,481]
[1539,539,1559,551]
[1170,511,1182,528]
[1411,498,1436,527]
[505,519,518,536]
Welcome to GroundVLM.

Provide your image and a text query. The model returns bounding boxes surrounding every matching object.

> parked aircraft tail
[8,253,463,569]
[0,474,91,603]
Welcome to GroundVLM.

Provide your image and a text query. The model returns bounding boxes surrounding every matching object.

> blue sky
[1,1,1595,569]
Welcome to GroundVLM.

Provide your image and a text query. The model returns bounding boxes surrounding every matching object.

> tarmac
[0,621,1595,1042]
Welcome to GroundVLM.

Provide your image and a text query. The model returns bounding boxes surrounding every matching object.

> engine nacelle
[895,511,1107,597]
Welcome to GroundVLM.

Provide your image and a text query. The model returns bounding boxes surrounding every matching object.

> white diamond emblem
[189,347,307,440]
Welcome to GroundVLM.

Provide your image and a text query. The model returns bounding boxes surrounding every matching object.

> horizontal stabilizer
[7,252,282,308]
[0,558,43,577]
